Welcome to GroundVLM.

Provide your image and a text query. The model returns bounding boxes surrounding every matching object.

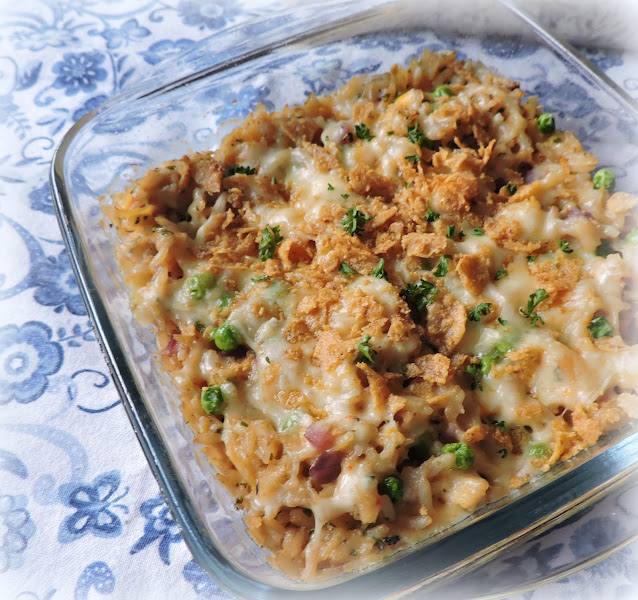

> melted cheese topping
[106,49,638,582]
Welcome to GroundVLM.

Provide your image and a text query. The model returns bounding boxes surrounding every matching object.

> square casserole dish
[51,0,638,597]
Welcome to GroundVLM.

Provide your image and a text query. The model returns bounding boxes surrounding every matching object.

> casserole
[51,0,638,597]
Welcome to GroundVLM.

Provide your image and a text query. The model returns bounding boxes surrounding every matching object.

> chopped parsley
[468,302,492,322]
[339,262,359,277]
[407,123,434,149]
[342,207,371,236]
[526,255,537,262]
[400,279,437,316]
[491,419,507,431]
[271,177,277,184]
[342,131,354,143]
[587,314,613,339]
[465,340,513,390]
[472,228,484,236]
[506,182,517,195]
[258,225,283,261]
[251,275,269,282]
[425,204,440,223]
[355,334,377,365]
[441,442,475,469]
[371,258,388,279]
[386,130,394,135]
[520,289,549,327]
[405,154,420,164]
[558,239,573,253]
[446,225,456,239]
[355,123,374,141]
[498,448,509,458]
[495,267,508,280]
[378,475,403,503]
[327,183,334,191]
[497,317,508,326]
[433,254,452,277]
[340,193,350,200]
[223,164,256,177]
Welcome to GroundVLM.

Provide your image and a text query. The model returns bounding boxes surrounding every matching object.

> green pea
[187,273,215,299]
[592,168,615,191]
[537,113,555,134]
[211,322,241,351]
[529,443,550,458]
[432,84,454,98]
[201,386,224,415]
[378,475,404,503]
[441,442,475,469]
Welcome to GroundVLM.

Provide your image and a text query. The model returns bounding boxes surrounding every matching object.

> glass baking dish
[50,0,638,597]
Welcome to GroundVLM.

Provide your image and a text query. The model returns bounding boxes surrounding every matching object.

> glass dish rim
[49,1,638,597]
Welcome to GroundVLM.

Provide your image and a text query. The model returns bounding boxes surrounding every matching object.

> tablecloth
[0,1,637,599]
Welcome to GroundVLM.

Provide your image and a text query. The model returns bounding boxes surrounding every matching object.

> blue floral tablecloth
[0,1,637,599]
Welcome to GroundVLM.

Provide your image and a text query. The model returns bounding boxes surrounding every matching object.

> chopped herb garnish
[497,317,508,326]
[378,475,403,503]
[527,255,537,262]
[498,448,508,458]
[425,204,440,223]
[201,386,224,415]
[400,279,438,316]
[223,164,256,177]
[342,131,354,143]
[466,340,513,390]
[371,258,388,279]
[558,239,573,254]
[355,123,374,141]
[271,177,277,184]
[441,442,475,469]
[491,419,507,431]
[342,206,371,236]
[592,168,615,191]
[355,334,377,365]
[340,193,350,200]
[339,262,359,277]
[265,357,271,364]
[433,254,452,277]
[194,321,205,333]
[446,225,456,239]
[387,130,394,136]
[258,225,283,261]
[458,231,466,239]
[407,123,434,149]
[251,275,269,282]
[432,84,454,98]
[520,289,549,327]
[282,414,299,431]
[587,314,613,339]
[506,182,517,195]
[405,154,420,164]
[217,292,234,308]
[495,268,508,280]
[468,302,492,322]
[537,113,555,134]
[473,228,484,236]
[327,183,335,191]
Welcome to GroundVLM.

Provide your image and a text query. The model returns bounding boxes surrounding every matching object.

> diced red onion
[309,451,345,485]
[161,335,179,356]
[304,422,335,451]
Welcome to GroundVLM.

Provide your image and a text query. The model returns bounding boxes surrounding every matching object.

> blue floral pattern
[52,52,108,96]
[0,321,63,404]
[0,0,637,597]
[58,471,129,543]
[0,494,36,572]
[130,495,182,565]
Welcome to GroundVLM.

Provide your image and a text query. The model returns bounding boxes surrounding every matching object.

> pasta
[104,49,638,581]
